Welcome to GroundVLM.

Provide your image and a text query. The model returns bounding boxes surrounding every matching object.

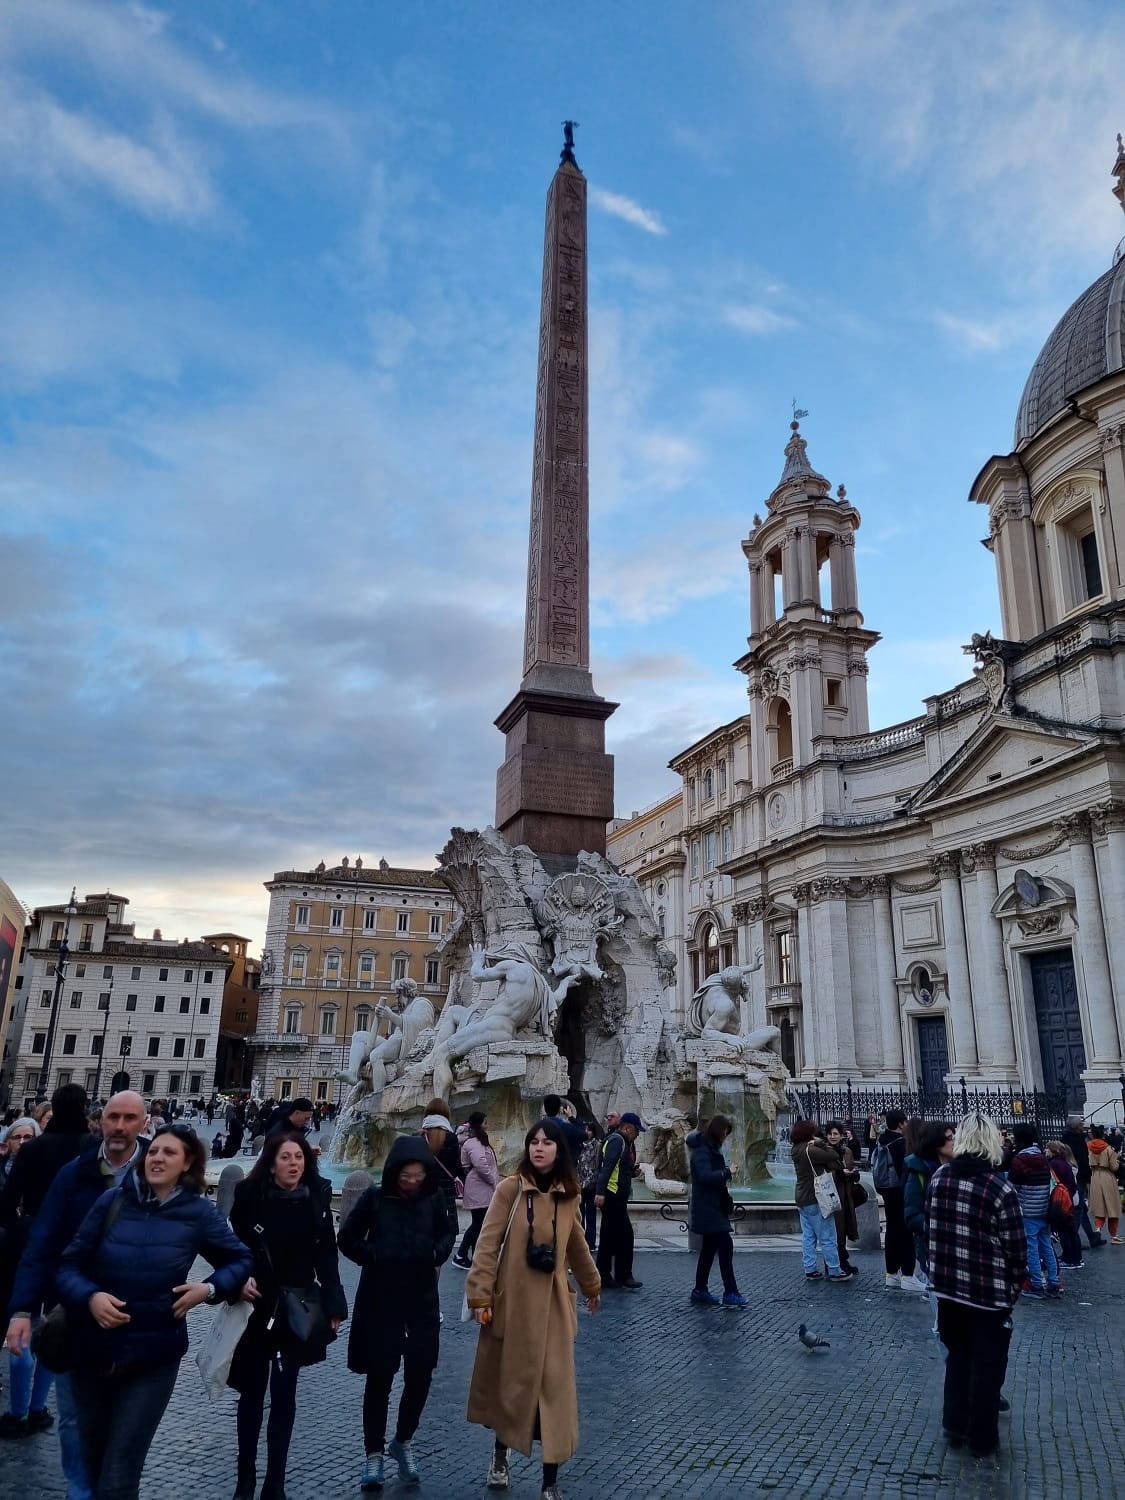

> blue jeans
[799,1203,842,1275]
[8,1345,54,1417]
[71,1359,180,1500]
[1024,1215,1059,1290]
[55,1372,93,1500]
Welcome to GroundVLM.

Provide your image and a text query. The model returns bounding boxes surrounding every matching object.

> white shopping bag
[195,1299,252,1405]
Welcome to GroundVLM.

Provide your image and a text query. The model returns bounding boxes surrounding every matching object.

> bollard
[855,1184,883,1252]
[339,1169,373,1226]
[215,1163,245,1219]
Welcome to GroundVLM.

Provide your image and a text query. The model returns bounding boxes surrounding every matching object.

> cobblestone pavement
[2,1239,1122,1500]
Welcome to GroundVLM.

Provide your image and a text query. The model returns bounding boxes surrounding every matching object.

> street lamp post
[37,889,77,1103]
[91,976,114,1102]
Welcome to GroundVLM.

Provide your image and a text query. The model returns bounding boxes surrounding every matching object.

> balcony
[767,983,802,1011]
[771,759,794,780]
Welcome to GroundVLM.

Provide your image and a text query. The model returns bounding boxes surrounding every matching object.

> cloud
[722,302,799,337]
[777,0,1125,279]
[590,186,667,236]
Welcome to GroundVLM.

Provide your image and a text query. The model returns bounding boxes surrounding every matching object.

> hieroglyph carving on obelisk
[523,157,590,685]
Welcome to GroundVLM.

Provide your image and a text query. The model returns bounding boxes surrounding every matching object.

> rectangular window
[168,1073,182,1096]
[154,995,165,1012]
[69,991,82,1008]
[25,1070,43,1094]
[125,994,137,1012]
[179,997,190,1014]
[159,968,169,981]
[776,930,793,987]
[85,1070,99,1093]
[320,1010,336,1036]
[429,913,442,936]
[41,989,52,1006]
[31,1033,46,1054]
[183,969,193,982]
[296,904,311,928]
[131,966,141,981]
[330,907,344,930]
[173,1038,186,1058]
[55,1070,72,1087]
[80,924,93,950]
[235,1009,249,1023]
[363,909,377,930]
[62,1034,77,1055]
[704,832,716,870]
[142,1072,157,1094]
[189,1073,203,1094]
[718,760,728,793]
[147,1037,160,1057]
[688,778,697,811]
[396,911,410,933]
[119,1036,132,1056]
[1081,530,1103,599]
[722,825,732,862]
[91,1035,103,1056]
[279,1080,293,1100]
[315,1079,329,1101]
[392,956,408,982]
[826,677,844,708]
[289,951,307,982]
[426,959,440,986]
[358,954,374,989]
[193,1038,206,1058]
[75,964,86,978]
[690,841,701,877]
[50,922,64,945]
[203,969,213,983]
[200,997,210,1015]
[98,992,111,1010]
[324,955,340,988]
[103,965,113,980]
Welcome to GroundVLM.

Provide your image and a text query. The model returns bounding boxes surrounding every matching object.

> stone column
[798,525,819,607]
[794,888,816,1072]
[749,561,765,637]
[870,875,904,1074]
[931,851,978,1069]
[827,535,844,614]
[964,844,1017,1073]
[781,530,800,612]
[807,880,857,1076]
[1091,800,1125,1050]
[1058,812,1122,1064]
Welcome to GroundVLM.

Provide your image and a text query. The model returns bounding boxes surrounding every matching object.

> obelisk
[494,125,616,858]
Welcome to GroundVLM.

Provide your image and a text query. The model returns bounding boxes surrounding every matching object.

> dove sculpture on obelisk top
[494,123,617,859]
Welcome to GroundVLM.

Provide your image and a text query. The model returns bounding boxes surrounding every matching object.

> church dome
[1014,255,1125,447]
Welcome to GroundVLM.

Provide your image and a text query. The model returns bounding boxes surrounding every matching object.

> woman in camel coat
[465,1117,601,1500]
[1087,1137,1122,1241]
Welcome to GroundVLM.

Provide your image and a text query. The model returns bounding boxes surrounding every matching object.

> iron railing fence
[783,1078,1074,1147]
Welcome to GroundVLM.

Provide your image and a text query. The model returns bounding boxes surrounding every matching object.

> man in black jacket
[1061,1116,1105,1249]
[542,1094,585,1165]
[5,1090,148,1497]
[595,1113,644,1291]
[0,1083,90,1228]
[875,1110,924,1292]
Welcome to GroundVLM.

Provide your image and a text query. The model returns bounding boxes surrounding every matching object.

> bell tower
[734,420,879,789]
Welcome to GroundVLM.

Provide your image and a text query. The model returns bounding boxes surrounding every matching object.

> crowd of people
[0,1081,1122,1496]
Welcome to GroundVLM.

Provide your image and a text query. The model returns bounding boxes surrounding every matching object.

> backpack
[1047,1171,1074,1228]
[577,1138,600,1190]
[871,1141,903,1193]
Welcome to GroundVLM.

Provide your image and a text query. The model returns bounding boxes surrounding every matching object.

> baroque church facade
[608,142,1125,1120]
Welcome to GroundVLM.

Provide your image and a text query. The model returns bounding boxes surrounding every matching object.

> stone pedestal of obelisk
[494,130,617,858]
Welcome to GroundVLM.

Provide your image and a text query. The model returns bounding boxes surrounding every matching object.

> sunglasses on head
[154,1122,196,1141]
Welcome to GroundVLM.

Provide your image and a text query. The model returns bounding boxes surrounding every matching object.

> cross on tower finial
[561,120,579,166]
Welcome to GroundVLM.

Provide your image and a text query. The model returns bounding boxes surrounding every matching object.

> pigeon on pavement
[798,1323,830,1349]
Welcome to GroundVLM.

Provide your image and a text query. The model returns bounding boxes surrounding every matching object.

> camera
[525,1239,556,1274]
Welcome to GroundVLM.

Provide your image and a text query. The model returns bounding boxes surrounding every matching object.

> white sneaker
[900,1274,926,1293]
[884,1272,901,1289]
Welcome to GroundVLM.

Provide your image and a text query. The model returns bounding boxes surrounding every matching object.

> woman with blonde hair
[924,1113,1026,1460]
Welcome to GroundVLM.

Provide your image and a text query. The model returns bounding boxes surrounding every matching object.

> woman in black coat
[228,1131,347,1500]
[339,1135,457,1492]
[687,1116,747,1307]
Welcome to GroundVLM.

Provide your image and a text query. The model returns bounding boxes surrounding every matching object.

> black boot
[232,1462,255,1500]
[259,1475,287,1500]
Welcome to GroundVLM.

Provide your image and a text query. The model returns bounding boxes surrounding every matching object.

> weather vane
[792,399,809,423]
[561,120,579,165]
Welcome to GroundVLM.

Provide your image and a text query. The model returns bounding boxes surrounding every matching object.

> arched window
[703,769,714,801]
[704,923,720,978]
[769,697,793,773]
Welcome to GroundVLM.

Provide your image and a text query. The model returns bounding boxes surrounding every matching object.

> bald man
[6,1090,149,1496]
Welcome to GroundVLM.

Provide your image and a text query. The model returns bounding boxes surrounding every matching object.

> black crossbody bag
[32,1190,126,1374]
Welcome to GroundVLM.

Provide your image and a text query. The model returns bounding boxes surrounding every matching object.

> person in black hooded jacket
[339,1135,457,1492]
[228,1131,347,1500]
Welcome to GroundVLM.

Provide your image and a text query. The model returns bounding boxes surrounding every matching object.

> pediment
[905,714,1097,813]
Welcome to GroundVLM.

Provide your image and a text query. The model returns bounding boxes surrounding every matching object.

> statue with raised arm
[337,978,435,1093]
[428,943,582,1100]
[689,953,781,1054]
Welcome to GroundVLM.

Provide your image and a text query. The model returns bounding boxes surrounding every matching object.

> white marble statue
[338,978,435,1093]
[427,943,582,1099]
[690,954,781,1055]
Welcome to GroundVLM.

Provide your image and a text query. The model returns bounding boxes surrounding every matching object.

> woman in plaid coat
[923,1113,1027,1461]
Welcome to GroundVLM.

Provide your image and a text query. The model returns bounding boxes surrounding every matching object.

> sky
[2,0,1124,952]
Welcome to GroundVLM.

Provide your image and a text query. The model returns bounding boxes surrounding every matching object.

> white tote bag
[808,1146,842,1219]
[196,1299,252,1404]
